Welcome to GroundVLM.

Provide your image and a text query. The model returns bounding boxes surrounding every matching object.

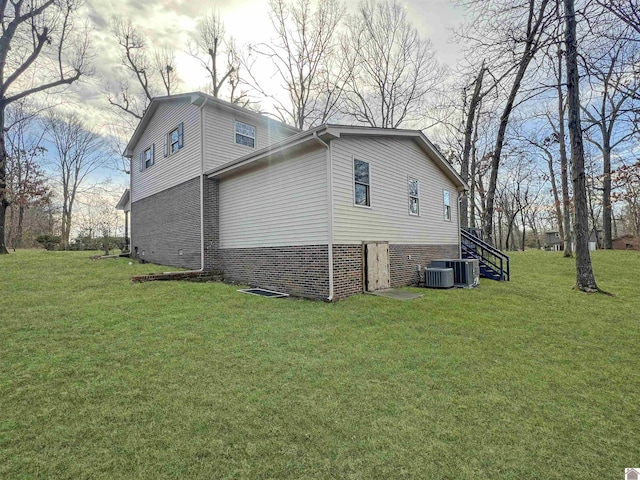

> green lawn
[1,250,639,479]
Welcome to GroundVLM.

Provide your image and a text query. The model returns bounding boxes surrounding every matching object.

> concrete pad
[366,289,424,300]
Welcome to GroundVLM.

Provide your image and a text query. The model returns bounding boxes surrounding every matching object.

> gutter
[312,132,334,302]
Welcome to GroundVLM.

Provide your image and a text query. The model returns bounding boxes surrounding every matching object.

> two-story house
[124,92,466,300]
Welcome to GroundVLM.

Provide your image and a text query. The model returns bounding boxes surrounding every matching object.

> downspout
[458,190,466,259]
[198,97,210,271]
[313,131,333,301]
[159,97,209,275]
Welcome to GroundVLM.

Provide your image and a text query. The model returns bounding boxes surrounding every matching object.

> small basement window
[238,288,289,298]
[354,159,370,207]
[235,121,255,148]
[408,177,419,215]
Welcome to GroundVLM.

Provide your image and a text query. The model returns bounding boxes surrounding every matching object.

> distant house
[545,231,563,251]
[612,234,640,251]
[544,230,598,252]
[123,92,467,300]
[626,468,639,480]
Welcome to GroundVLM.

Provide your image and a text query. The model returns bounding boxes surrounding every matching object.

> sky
[56,0,467,190]
[76,0,466,121]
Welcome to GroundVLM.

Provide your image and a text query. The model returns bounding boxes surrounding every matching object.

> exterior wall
[131,177,201,269]
[331,243,459,300]
[203,177,220,271]
[332,245,364,300]
[613,236,640,250]
[203,102,298,171]
[389,244,459,287]
[220,245,329,299]
[331,136,460,245]
[131,99,201,202]
[218,145,329,248]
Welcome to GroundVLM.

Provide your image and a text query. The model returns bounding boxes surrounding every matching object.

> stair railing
[460,228,510,281]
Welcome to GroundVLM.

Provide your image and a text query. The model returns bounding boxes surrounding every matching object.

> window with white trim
[139,144,154,171]
[354,159,370,207]
[408,177,419,215]
[144,147,153,168]
[164,122,184,157]
[235,121,255,148]
[444,190,451,221]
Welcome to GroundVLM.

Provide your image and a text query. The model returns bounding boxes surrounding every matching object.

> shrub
[35,234,61,251]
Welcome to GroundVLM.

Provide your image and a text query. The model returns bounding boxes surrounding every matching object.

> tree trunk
[461,64,486,227]
[564,0,598,292]
[469,109,481,228]
[602,144,612,248]
[482,0,550,245]
[0,201,8,254]
[546,150,564,243]
[0,105,8,255]
[521,209,526,250]
[556,45,573,257]
[16,204,24,249]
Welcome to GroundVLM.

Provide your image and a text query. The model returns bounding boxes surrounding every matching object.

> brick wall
[612,235,640,251]
[331,243,459,299]
[220,245,330,299]
[332,245,364,300]
[203,177,220,270]
[131,177,201,269]
[389,244,459,287]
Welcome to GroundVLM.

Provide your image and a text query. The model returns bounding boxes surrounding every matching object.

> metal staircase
[460,228,510,281]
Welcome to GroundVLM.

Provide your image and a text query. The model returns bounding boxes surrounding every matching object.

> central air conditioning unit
[430,259,480,288]
[425,267,454,289]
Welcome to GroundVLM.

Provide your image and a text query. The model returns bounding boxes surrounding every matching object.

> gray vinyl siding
[218,145,328,248]
[131,99,201,202]
[332,136,459,245]
[203,103,297,171]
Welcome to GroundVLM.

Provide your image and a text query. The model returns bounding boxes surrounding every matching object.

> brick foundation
[389,244,459,287]
[331,243,459,299]
[131,177,201,269]
[203,177,220,271]
[220,245,330,300]
[332,245,364,300]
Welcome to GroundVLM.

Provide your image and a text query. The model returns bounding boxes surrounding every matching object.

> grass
[1,249,639,479]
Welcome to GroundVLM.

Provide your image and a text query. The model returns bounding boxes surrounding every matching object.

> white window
[444,190,451,221]
[235,121,255,148]
[164,122,183,156]
[354,159,370,207]
[408,177,419,215]
[139,144,154,171]
[144,147,153,168]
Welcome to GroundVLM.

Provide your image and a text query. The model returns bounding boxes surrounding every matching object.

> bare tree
[550,37,573,257]
[564,0,599,292]
[521,131,565,245]
[581,38,638,249]
[5,101,51,249]
[188,10,236,99]
[596,0,640,37]
[107,18,178,124]
[469,0,554,244]
[342,0,443,128]
[0,0,90,254]
[460,63,487,227]
[244,0,346,128]
[45,111,108,248]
